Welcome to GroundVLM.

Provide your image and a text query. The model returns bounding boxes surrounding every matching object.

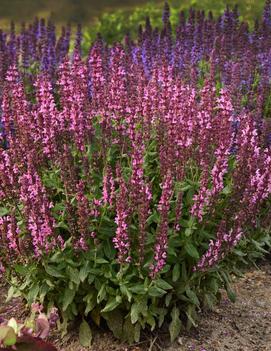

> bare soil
[1,261,270,351]
[167,261,271,351]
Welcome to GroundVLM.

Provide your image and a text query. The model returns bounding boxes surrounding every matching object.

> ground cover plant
[0,1,271,347]
[0,303,58,350]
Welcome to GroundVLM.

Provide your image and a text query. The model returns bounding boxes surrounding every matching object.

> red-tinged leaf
[35,314,50,339]
[16,336,58,351]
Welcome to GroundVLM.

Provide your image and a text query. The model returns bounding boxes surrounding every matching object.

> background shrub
[83,0,266,47]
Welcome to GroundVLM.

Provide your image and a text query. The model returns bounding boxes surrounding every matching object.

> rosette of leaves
[0,311,57,350]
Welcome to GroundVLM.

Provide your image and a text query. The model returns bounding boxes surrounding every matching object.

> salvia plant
[0,0,270,345]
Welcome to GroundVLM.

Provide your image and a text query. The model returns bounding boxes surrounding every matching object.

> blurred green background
[0,0,267,48]
[0,0,266,28]
[0,0,149,28]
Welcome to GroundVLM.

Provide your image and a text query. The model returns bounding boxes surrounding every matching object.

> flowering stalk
[19,165,56,256]
[113,168,131,264]
[150,171,173,278]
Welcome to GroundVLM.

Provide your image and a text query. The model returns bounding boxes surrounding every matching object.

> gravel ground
[1,261,270,351]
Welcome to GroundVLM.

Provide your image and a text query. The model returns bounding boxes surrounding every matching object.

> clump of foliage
[0,1,271,346]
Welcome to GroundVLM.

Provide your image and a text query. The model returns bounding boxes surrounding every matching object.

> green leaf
[185,188,195,205]
[101,296,122,313]
[67,266,80,285]
[79,262,90,283]
[184,242,199,259]
[39,283,50,304]
[97,284,106,303]
[65,259,81,268]
[59,313,68,338]
[221,271,236,302]
[99,226,115,236]
[160,264,171,274]
[148,286,167,297]
[146,211,159,225]
[90,307,101,326]
[186,305,198,328]
[45,279,54,288]
[155,279,173,290]
[95,258,109,264]
[102,310,124,339]
[0,207,9,217]
[0,326,17,346]
[88,275,95,285]
[186,288,200,306]
[146,313,156,330]
[27,283,40,304]
[14,264,29,276]
[209,278,219,294]
[6,286,15,303]
[251,239,269,253]
[222,185,231,195]
[84,293,96,315]
[180,219,189,228]
[44,265,64,278]
[123,317,135,344]
[184,227,193,237]
[157,307,167,327]
[233,249,247,257]
[49,252,63,263]
[172,263,181,282]
[204,292,217,310]
[120,284,132,302]
[165,293,172,307]
[182,262,187,281]
[175,182,192,192]
[130,297,148,324]
[169,306,182,342]
[134,323,141,343]
[129,284,146,294]
[79,319,92,347]
[103,240,116,259]
[130,301,144,325]
[227,288,236,303]
[187,216,196,227]
[63,288,76,311]
[130,305,139,325]
[55,221,69,230]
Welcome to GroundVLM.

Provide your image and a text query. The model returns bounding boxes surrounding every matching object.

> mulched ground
[1,260,270,351]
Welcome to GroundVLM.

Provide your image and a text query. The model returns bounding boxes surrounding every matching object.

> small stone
[255,300,267,308]
[177,337,183,345]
